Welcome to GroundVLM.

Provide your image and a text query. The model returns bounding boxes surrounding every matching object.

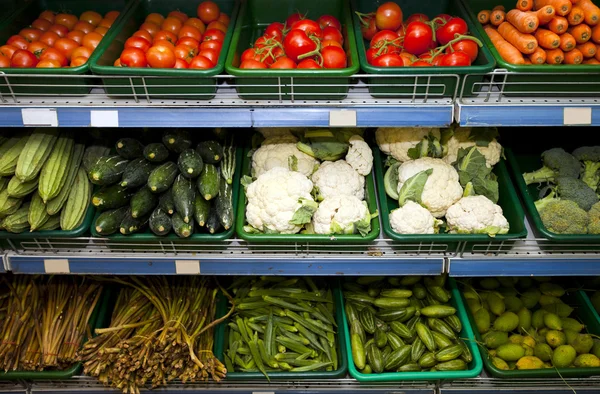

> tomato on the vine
[269,57,296,69]
[439,50,471,66]
[360,16,377,41]
[396,23,406,38]
[264,22,284,40]
[375,2,403,31]
[282,29,317,62]
[411,60,433,66]
[448,39,478,62]
[285,13,305,28]
[436,17,468,45]
[321,45,346,68]
[10,49,39,67]
[403,21,434,55]
[322,26,343,44]
[317,15,341,31]
[406,13,430,24]
[370,30,399,48]
[291,19,322,38]
[373,53,403,67]
[399,51,417,65]
[297,58,321,68]
[322,39,342,48]
[120,48,147,67]
[240,59,266,69]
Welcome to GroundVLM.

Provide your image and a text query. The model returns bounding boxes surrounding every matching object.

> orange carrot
[546,47,565,62]
[529,5,557,23]
[548,16,569,33]
[564,47,584,62]
[493,5,507,11]
[568,23,592,42]
[567,6,584,24]
[535,28,562,48]
[578,0,600,25]
[491,9,506,25]
[592,23,600,42]
[529,46,548,62]
[569,0,580,4]
[595,44,600,59]
[507,9,540,32]
[583,57,600,62]
[484,24,527,63]
[560,32,577,49]
[534,0,572,15]
[478,10,492,24]
[577,41,598,56]
[517,0,534,10]
[498,21,539,53]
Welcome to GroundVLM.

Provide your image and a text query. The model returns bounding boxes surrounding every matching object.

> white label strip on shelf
[563,107,592,125]
[44,259,70,273]
[21,108,58,127]
[329,110,357,127]
[90,110,119,127]
[175,260,201,274]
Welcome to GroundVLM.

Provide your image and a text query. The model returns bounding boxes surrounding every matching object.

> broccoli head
[556,176,599,211]
[572,146,600,191]
[523,148,581,185]
[589,202,600,234]
[538,199,589,234]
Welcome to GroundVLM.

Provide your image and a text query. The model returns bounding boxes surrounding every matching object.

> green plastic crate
[89,147,242,244]
[374,147,527,252]
[459,0,600,94]
[342,278,483,382]
[459,283,600,378]
[214,283,348,380]
[581,290,600,331]
[351,0,495,98]
[90,0,239,99]
[224,0,360,100]
[235,148,380,243]
[0,0,132,96]
[0,284,111,380]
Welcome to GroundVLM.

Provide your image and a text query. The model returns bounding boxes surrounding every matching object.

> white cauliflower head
[311,160,365,201]
[389,201,443,234]
[345,135,373,176]
[397,157,463,218]
[246,167,316,234]
[376,128,441,163]
[312,195,372,236]
[445,195,509,236]
[443,128,502,168]
[252,135,319,178]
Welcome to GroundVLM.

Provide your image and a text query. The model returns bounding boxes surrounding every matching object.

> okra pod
[277,323,298,333]
[272,278,300,288]
[304,277,321,296]
[320,335,332,363]
[291,362,332,372]
[294,322,326,352]
[281,329,310,345]
[265,310,274,357]
[248,333,269,380]
[236,317,250,343]
[263,296,312,312]
[275,352,301,361]
[258,339,278,369]
[224,354,234,372]
[247,321,265,334]
[276,336,317,357]
[286,310,330,337]
[238,301,270,310]
[249,315,294,325]
[317,303,337,327]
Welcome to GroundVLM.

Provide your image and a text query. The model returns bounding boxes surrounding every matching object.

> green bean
[290,362,332,372]
[276,336,317,357]
[263,296,312,312]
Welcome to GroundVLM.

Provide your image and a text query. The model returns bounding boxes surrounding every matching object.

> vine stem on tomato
[354,11,376,27]
[255,41,284,63]
[374,37,404,56]
[429,33,483,59]
[296,34,324,64]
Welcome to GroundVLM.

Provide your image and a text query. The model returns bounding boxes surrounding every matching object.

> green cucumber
[194,194,210,226]
[206,203,222,234]
[120,158,155,189]
[163,130,192,153]
[197,164,220,200]
[94,206,130,236]
[88,155,129,186]
[116,138,144,159]
[172,212,194,238]
[148,161,178,193]
[172,174,195,223]
[143,143,170,163]
[149,207,172,236]
[215,181,233,230]
[130,187,158,219]
[196,140,223,164]
[92,184,135,210]
[177,149,204,179]
[120,211,149,235]
[82,144,110,172]
[159,189,175,215]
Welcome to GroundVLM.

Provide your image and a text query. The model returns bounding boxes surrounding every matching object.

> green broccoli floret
[556,176,599,211]
[589,202,600,234]
[572,146,600,191]
[523,148,581,185]
[538,199,589,234]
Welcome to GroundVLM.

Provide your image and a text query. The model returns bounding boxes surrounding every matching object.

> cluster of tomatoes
[358,2,481,67]
[238,13,348,69]
[116,1,229,69]
[0,10,119,68]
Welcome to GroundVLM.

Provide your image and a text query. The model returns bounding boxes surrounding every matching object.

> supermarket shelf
[441,376,600,393]
[0,254,5,273]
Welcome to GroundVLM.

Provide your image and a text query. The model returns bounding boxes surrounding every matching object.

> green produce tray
[235,148,380,243]
[459,0,600,94]
[374,147,527,251]
[459,283,600,378]
[0,0,132,96]
[214,283,348,380]
[342,277,483,381]
[90,0,239,100]
[224,0,360,100]
[351,0,495,98]
[0,284,112,380]
[505,148,600,243]
[90,147,242,243]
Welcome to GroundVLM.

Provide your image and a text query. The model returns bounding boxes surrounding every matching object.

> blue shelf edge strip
[449,258,600,277]
[459,104,600,127]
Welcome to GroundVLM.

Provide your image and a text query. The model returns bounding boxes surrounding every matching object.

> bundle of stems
[0,275,102,372]
[79,276,234,394]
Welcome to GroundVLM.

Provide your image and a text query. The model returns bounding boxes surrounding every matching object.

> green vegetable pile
[89,129,236,238]
[222,277,339,379]
[462,277,600,371]
[344,275,472,374]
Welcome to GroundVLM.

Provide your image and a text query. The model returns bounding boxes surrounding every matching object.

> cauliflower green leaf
[407,133,443,160]
[397,168,432,207]
[289,198,319,225]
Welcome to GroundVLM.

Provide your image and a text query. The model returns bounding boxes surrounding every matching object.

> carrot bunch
[478,0,600,65]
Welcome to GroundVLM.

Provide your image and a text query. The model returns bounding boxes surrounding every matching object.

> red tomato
[360,16,377,40]
[39,10,56,23]
[39,31,59,46]
[189,54,214,68]
[448,39,478,62]
[154,30,177,44]
[73,21,95,34]
[7,35,28,50]
[80,11,103,26]
[36,59,61,68]
[396,23,406,38]
[140,22,160,37]
[373,53,404,67]
[291,19,322,38]
[153,40,175,51]
[321,39,342,48]
[269,57,296,69]
[178,25,202,41]
[240,59,267,68]
[406,13,430,24]
[95,26,109,36]
[27,41,48,57]
[399,51,417,65]
[403,21,434,55]
[317,15,342,31]
[0,55,10,67]
[322,26,343,44]
[67,30,84,44]
[54,38,79,60]
[203,29,225,42]
[436,17,468,45]
[434,14,453,25]
[297,58,321,68]
[113,58,121,66]
[411,59,433,66]
[19,28,42,43]
[146,45,176,68]
[70,56,88,67]
[370,30,398,48]
[49,24,69,37]
[10,49,39,67]
[145,13,165,26]
[161,17,183,35]
[133,30,153,43]
[207,21,227,33]
[376,2,403,31]
[439,51,471,66]
[82,32,103,50]
[31,18,52,32]
[120,48,147,67]
[322,45,347,68]
[55,13,78,30]
[419,51,443,65]
[366,47,379,64]
[174,44,197,63]
[174,58,189,68]
[105,11,120,21]
[98,18,114,29]
[283,29,317,62]
[198,48,218,64]
[40,47,68,66]
[241,48,264,63]
[168,11,189,23]
[185,18,206,33]
[264,22,284,40]
[197,1,220,24]
[217,13,230,26]
[125,37,151,52]
[0,45,17,59]
[200,39,221,52]
[286,13,305,28]
[178,37,200,48]
[254,35,278,49]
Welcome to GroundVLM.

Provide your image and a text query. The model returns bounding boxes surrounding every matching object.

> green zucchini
[196,140,223,164]
[46,142,85,215]
[120,158,155,188]
[149,207,172,236]
[2,202,31,233]
[60,167,92,231]
[88,155,129,186]
[38,132,74,202]
[7,176,38,198]
[143,143,170,163]
[162,130,192,153]
[0,133,30,176]
[92,184,135,211]
[120,212,150,235]
[215,181,233,230]
[172,212,194,238]
[0,189,22,217]
[82,144,111,172]
[16,128,59,182]
[206,203,222,234]
[94,206,130,236]
[172,174,195,223]
[177,149,204,179]
[29,192,50,231]
[194,194,210,226]
[147,161,178,193]
[116,138,144,159]
[197,164,220,200]
[130,187,158,219]
[159,189,175,215]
